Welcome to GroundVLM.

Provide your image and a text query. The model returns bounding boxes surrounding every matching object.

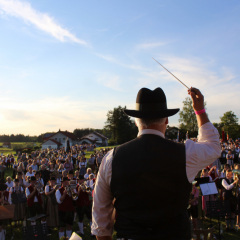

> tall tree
[220,111,239,140]
[220,111,238,126]
[104,106,137,144]
[178,97,198,136]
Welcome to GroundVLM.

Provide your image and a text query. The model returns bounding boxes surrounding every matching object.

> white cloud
[136,41,167,49]
[132,56,240,125]
[0,0,87,45]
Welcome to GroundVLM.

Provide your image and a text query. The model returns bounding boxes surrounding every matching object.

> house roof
[79,137,96,143]
[46,130,77,141]
[81,131,107,140]
[93,131,108,140]
[42,139,62,146]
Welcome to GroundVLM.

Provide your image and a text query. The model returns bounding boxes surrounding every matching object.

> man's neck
[140,125,166,135]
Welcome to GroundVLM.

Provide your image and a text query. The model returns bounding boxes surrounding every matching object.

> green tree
[104,106,137,144]
[220,111,238,126]
[220,111,239,140]
[178,97,198,137]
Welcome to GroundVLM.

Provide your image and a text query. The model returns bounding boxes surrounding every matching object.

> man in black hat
[92,87,221,240]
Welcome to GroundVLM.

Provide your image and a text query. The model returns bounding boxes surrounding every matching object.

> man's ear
[165,118,169,124]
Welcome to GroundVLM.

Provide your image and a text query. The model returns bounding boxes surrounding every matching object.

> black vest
[111,134,192,240]
[223,178,234,199]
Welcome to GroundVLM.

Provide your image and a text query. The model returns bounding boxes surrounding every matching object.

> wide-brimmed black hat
[124,87,179,118]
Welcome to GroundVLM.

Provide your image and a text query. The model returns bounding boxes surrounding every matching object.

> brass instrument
[79,182,91,193]
[35,180,44,194]
[233,169,240,181]
[65,185,78,200]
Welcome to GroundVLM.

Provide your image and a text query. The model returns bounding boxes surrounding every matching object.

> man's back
[111,134,191,239]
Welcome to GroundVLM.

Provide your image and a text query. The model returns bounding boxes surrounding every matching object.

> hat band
[136,102,167,112]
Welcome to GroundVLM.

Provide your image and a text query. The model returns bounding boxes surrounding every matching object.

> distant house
[2,142,11,148]
[42,130,78,150]
[41,139,62,150]
[79,131,108,147]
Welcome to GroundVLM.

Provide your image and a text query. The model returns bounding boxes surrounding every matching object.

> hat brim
[124,108,179,118]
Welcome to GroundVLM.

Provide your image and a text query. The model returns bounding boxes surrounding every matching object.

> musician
[88,154,96,172]
[92,87,221,240]
[226,150,234,167]
[45,176,59,228]
[5,176,14,191]
[56,177,76,239]
[26,166,34,177]
[9,179,26,222]
[79,157,87,176]
[76,175,92,236]
[0,180,10,205]
[222,169,239,231]
[25,176,43,222]
[189,182,199,229]
[207,164,219,182]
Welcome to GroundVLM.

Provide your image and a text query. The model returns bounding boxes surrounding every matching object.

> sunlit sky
[0,0,239,136]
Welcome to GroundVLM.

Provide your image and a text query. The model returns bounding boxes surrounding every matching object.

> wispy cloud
[136,41,167,49]
[132,55,239,124]
[95,53,118,64]
[96,74,123,91]
[0,0,87,45]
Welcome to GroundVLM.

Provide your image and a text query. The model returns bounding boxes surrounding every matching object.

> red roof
[45,130,77,141]
[58,130,77,140]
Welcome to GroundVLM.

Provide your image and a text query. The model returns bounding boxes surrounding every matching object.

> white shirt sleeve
[56,189,62,204]
[45,185,50,194]
[186,122,221,182]
[222,179,235,190]
[91,149,115,237]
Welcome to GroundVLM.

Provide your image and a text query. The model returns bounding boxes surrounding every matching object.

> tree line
[1,98,239,145]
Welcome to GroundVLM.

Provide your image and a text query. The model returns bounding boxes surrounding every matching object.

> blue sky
[0,0,239,135]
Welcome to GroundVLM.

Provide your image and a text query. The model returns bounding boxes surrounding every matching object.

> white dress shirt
[91,122,221,237]
[222,178,235,190]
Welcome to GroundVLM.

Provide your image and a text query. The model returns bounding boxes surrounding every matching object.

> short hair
[135,117,166,128]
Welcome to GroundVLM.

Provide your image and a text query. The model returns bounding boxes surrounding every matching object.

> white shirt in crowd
[26,172,35,177]
[91,122,221,237]
[25,186,38,202]
[222,179,235,190]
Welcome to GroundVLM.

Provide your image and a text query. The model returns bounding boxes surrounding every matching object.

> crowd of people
[0,137,240,239]
[0,144,112,240]
[188,138,240,233]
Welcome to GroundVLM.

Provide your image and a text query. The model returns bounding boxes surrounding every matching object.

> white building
[42,130,77,150]
[79,131,108,147]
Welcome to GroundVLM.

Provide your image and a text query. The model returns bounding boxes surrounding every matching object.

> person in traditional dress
[222,169,239,231]
[188,182,199,229]
[56,177,76,239]
[76,175,93,236]
[25,176,43,224]
[9,179,26,224]
[45,176,59,228]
